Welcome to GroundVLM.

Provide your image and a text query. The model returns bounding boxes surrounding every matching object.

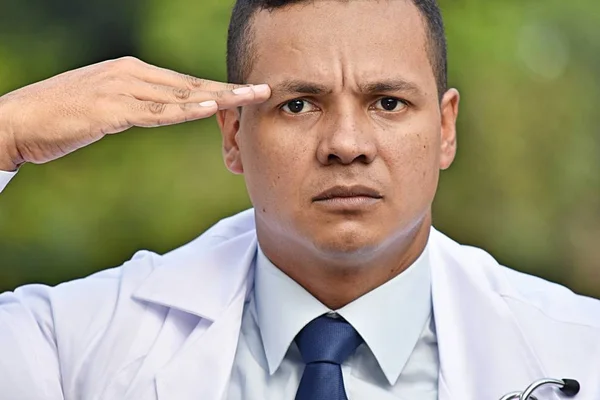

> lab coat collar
[429,228,559,400]
[132,213,257,322]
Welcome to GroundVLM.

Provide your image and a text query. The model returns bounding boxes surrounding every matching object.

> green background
[1,0,599,298]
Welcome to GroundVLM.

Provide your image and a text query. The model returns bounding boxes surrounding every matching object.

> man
[0,0,599,399]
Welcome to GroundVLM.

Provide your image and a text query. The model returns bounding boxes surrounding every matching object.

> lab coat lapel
[429,229,559,400]
[134,226,258,400]
[154,286,249,400]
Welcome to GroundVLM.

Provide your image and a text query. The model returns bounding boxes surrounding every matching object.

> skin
[0,57,271,171]
[217,0,460,309]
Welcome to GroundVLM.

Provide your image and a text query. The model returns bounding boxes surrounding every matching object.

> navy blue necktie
[295,315,363,400]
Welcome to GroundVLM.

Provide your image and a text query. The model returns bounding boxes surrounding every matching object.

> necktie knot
[295,315,363,365]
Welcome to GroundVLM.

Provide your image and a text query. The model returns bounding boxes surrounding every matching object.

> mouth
[312,185,383,202]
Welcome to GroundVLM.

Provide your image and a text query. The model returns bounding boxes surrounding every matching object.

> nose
[316,111,377,166]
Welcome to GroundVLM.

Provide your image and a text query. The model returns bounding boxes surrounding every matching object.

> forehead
[246,0,435,93]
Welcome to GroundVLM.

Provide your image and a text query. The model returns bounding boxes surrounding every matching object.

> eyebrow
[359,79,422,95]
[272,79,332,96]
[270,78,423,97]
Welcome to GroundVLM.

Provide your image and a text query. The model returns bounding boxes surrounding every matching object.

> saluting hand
[0,56,270,171]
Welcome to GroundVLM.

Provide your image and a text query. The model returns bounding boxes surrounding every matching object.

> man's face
[219,0,458,261]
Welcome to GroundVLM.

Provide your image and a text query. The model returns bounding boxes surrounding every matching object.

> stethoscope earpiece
[499,378,580,400]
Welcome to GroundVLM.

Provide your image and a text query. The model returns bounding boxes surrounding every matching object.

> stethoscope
[499,378,580,399]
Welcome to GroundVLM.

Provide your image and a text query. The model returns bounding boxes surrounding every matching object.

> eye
[373,97,408,112]
[281,99,317,114]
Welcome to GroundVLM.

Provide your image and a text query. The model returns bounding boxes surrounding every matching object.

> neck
[257,217,431,310]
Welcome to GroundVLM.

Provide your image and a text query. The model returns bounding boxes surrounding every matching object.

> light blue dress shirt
[227,243,440,399]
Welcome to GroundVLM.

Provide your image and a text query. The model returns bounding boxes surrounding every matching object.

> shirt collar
[254,242,432,386]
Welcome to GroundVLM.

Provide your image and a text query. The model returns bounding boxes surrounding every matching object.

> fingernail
[251,84,270,94]
[232,87,252,95]
[199,100,217,107]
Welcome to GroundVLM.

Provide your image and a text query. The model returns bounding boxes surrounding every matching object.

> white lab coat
[1,208,599,400]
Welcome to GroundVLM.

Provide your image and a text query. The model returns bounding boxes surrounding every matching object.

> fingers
[127,79,272,109]
[100,57,272,129]
[128,57,251,92]
[123,98,220,128]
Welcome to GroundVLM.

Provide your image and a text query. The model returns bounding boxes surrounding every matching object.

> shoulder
[49,207,256,302]
[431,228,600,329]
[4,208,256,354]
[50,208,255,298]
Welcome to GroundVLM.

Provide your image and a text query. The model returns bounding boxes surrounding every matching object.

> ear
[439,88,460,171]
[216,108,244,174]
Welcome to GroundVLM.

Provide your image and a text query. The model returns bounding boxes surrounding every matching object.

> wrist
[0,96,21,172]
[0,140,19,172]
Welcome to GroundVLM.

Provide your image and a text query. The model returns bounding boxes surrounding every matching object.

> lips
[313,185,383,201]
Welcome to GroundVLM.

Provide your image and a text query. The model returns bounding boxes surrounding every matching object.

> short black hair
[226,0,448,98]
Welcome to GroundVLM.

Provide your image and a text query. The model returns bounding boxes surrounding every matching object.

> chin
[308,227,385,260]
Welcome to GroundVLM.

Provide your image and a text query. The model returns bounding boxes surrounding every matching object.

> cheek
[381,127,440,195]
[239,122,311,211]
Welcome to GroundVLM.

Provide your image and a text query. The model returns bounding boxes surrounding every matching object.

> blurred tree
[0,0,141,92]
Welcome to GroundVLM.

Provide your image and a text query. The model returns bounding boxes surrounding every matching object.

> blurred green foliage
[0,0,598,298]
